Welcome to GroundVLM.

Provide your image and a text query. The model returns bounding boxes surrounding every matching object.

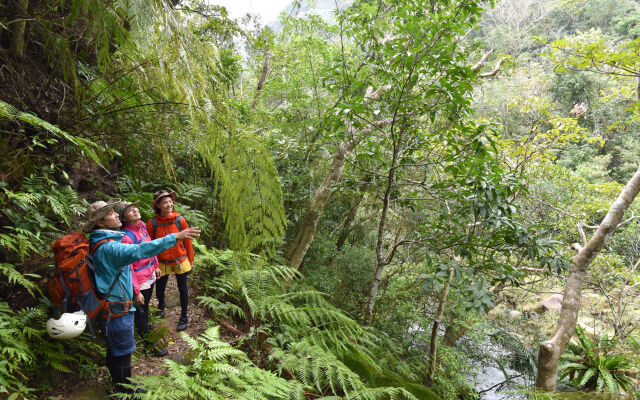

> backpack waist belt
[101,300,133,319]
[133,259,155,273]
[158,254,187,265]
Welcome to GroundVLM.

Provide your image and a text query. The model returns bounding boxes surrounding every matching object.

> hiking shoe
[155,309,165,318]
[134,384,147,394]
[153,347,168,357]
[177,316,188,331]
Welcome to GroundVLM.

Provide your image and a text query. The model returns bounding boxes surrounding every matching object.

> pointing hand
[175,227,201,241]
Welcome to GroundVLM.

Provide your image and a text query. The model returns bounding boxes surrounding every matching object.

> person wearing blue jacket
[82,199,200,395]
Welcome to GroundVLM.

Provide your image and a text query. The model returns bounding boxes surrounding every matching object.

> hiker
[83,199,200,395]
[117,201,168,358]
[147,190,194,332]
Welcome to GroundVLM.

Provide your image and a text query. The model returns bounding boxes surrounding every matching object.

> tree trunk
[335,195,363,251]
[10,0,28,59]
[251,49,271,109]
[426,267,454,386]
[287,120,390,271]
[336,175,372,251]
[535,164,640,391]
[365,126,403,325]
[287,136,358,270]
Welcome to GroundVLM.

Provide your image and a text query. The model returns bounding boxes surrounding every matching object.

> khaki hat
[116,201,139,221]
[82,198,123,233]
[152,190,177,209]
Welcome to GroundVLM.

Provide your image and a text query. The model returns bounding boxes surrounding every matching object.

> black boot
[177,315,188,331]
[154,347,169,357]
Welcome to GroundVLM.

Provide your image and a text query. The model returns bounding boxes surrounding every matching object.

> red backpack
[48,232,130,321]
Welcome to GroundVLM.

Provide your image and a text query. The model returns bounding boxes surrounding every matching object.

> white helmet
[46,311,87,339]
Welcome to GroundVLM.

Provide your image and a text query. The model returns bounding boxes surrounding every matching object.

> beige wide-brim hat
[152,190,177,209]
[82,198,124,233]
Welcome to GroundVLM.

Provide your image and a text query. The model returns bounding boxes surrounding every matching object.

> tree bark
[251,49,271,109]
[287,136,358,270]
[10,0,28,59]
[365,124,404,325]
[426,267,454,387]
[287,120,390,271]
[335,175,371,251]
[335,194,363,251]
[535,164,640,391]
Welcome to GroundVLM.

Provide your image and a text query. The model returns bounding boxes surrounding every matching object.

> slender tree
[536,164,640,391]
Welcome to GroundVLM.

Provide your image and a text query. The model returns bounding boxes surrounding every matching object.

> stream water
[465,333,533,400]
[475,363,527,399]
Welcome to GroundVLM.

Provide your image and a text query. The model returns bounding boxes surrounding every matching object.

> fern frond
[0,100,103,164]
[0,263,40,295]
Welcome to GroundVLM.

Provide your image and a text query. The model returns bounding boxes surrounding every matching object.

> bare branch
[578,223,587,246]
[471,49,494,72]
[479,58,505,77]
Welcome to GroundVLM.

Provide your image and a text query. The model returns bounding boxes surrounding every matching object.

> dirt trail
[46,276,217,399]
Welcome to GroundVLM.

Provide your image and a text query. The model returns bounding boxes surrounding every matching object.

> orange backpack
[48,232,130,321]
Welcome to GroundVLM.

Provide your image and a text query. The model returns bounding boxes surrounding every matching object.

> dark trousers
[106,350,132,394]
[156,272,189,318]
[134,284,154,337]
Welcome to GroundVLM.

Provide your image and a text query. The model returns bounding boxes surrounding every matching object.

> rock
[540,294,563,312]
[523,294,563,314]
[507,309,523,319]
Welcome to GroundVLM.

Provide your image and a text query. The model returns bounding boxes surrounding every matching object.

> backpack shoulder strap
[104,264,128,301]
[175,216,183,231]
[123,230,137,244]
[89,238,112,255]
[151,217,158,238]
[90,238,126,300]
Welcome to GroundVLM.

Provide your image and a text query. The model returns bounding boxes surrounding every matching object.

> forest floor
[45,276,230,400]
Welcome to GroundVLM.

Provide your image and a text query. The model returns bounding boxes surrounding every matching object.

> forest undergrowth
[2,0,640,399]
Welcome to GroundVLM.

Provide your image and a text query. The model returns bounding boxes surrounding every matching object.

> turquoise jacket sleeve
[100,233,177,268]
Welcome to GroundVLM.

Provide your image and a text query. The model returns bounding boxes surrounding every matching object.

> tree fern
[134,326,303,400]
[0,100,103,164]
[119,0,286,256]
[191,245,442,399]
[272,340,364,396]
[200,132,287,256]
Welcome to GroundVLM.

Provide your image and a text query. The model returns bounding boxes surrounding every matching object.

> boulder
[523,294,563,314]
[540,294,563,312]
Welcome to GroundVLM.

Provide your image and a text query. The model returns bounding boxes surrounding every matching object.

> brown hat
[82,198,124,233]
[152,190,177,209]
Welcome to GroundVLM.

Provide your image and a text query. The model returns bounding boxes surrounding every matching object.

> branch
[478,374,524,394]
[471,49,494,72]
[519,267,547,274]
[384,240,416,265]
[218,318,243,337]
[62,101,192,129]
[619,211,639,227]
[479,58,505,78]
[578,223,587,247]
[580,212,638,231]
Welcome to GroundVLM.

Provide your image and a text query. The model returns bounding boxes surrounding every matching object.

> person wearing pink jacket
[118,201,168,357]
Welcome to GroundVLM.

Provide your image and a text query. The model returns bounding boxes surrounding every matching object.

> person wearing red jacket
[118,201,168,357]
[147,190,194,331]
